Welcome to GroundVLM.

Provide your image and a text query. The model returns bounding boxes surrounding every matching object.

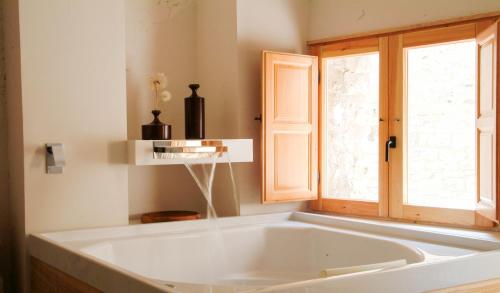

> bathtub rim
[28,211,500,292]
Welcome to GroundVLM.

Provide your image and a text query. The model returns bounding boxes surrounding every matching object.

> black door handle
[385,136,397,162]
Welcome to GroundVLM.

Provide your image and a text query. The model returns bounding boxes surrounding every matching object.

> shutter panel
[476,20,499,222]
[261,51,318,203]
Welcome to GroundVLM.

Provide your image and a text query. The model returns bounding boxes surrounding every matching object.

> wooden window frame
[391,23,479,227]
[310,15,500,229]
[312,36,389,218]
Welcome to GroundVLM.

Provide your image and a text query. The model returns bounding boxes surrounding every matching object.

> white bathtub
[29,212,500,292]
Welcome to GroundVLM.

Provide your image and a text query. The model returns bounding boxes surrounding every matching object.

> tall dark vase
[184,84,205,139]
[142,110,171,140]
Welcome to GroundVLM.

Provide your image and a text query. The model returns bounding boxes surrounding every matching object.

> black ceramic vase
[141,110,171,140]
[184,84,205,139]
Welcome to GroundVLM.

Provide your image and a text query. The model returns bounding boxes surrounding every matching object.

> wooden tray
[141,210,201,223]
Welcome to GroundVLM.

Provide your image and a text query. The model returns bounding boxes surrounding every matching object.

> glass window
[325,53,380,201]
[406,40,476,209]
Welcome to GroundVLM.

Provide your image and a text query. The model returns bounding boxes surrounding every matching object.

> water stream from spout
[227,160,240,216]
[184,155,218,220]
[183,153,236,286]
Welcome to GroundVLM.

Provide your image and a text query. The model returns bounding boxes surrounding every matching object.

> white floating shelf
[128,139,253,166]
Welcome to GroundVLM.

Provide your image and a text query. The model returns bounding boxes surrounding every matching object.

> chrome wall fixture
[45,143,65,174]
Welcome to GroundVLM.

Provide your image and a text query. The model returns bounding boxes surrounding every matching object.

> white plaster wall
[5,0,129,290]
[125,0,242,218]
[20,0,129,233]
[236,0,310,214]
[195,0,240,216]
[126,0,312,218]
[125,0,205,218]
[308,0,500,41]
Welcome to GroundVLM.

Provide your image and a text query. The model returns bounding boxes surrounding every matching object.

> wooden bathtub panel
[428,277,500,292]
[31,257,101,293]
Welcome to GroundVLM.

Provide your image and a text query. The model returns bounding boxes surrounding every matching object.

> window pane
[325,53,379,201]
[406,41,476,209]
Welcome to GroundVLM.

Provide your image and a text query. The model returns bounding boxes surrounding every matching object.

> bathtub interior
[80,223,424,287]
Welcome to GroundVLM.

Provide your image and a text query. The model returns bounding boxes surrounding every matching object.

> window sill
[300,210,500,249]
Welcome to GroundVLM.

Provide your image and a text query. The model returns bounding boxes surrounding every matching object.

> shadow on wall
[27,146,44,169]
[25,141,128,171]
[0,0,13,288]
[107,141,128,165]
[128,165,206,220]
[0,25,14,292]
[230,0,308,214]
[0,89,12,293]
[125,0,206,219]
[125,0,309,218]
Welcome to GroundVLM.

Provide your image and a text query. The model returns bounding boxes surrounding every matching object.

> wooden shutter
[476,20,499,222]
[261,51,318,203]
